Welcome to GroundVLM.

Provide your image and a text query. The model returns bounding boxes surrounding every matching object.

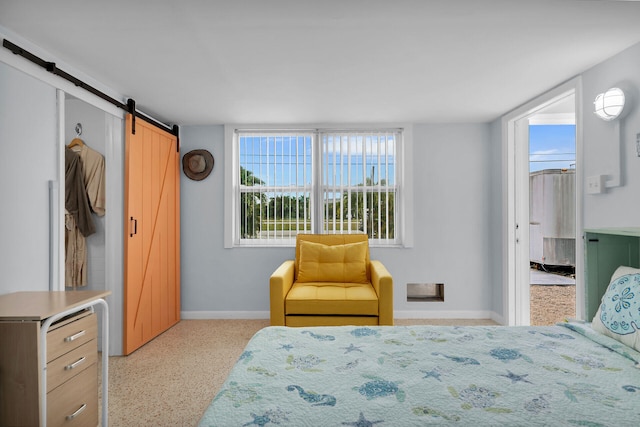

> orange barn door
[124,114,180,355]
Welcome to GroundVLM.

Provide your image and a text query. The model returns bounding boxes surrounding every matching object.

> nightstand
[0,291,109,427]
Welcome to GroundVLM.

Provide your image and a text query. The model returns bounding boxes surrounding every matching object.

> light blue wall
[179,123,496,318]
[581,42,640,229]
[179,125,291,315]
[2,25,637,324]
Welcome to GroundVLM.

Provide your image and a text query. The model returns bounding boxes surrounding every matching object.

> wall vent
[407,283,444,302]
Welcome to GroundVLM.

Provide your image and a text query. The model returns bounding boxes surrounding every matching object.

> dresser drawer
[47,339,97,392]
[47,312,97,362]
[47,363,98,427]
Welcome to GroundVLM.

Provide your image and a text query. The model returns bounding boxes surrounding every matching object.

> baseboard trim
[394,310,497,320]
[181,311,270,320]
[181,310,504,323]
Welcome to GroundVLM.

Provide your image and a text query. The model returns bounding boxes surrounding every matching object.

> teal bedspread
[198,324,640,426]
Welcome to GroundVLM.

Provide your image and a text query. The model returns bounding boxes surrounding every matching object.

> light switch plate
[587,175,605,194]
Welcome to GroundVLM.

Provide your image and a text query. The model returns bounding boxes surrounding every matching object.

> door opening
[528,105,576,325]
[504,78,583,326]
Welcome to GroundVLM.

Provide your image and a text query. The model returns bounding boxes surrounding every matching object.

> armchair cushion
[297,240,368,284]
[286,282,379,315]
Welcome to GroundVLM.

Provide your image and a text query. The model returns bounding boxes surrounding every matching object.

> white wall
[179,123,496,319]
[582,42,640,229]
[0,61,57,294]
[489,119,505,320]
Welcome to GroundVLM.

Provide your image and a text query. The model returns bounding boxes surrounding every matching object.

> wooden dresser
[0,291,110,427]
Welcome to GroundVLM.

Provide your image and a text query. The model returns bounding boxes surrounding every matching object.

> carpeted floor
[102,318,498,427]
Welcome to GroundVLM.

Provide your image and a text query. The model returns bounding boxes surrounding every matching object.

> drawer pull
[64,330,86,342]
[65,356,86,370]
[66,403,87,420]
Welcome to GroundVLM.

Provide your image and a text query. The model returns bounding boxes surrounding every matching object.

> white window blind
[321,131,398,244]
[238,131,313,244]
[236,128,401,246]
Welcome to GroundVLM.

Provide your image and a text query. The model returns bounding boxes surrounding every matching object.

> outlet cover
[586,175,605,194]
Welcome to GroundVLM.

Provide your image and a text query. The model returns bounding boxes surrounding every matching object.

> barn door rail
[2,38,179,141]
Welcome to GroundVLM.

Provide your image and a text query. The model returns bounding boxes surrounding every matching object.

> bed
[199,268,640,426]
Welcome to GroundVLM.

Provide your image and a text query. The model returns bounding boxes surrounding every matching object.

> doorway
[504,78,583,326]
[61,93,125,355]
[527,100,576,325]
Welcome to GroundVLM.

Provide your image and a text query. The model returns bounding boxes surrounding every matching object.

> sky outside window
[239,135,313,187]
[239,134,396,187]
[529,124,576,172]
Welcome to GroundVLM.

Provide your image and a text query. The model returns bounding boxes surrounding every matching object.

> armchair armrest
[269,260,295,325]
[370,260,394,325]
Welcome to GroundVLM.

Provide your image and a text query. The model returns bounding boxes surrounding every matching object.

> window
[320,131,397,242]
[238,131,313,243]
[228,127,405,247]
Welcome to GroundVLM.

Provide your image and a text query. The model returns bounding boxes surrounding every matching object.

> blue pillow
[591,266,640,352]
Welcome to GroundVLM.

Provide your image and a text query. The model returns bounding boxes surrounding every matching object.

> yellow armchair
[270,234,393,326]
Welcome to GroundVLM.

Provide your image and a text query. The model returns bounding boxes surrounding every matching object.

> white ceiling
[1,0,640,126]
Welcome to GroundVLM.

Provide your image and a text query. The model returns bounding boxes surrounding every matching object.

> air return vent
[407,283,444,302]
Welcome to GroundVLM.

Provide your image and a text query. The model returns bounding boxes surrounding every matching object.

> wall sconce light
[594,87,625,121]
[589,86,629,193]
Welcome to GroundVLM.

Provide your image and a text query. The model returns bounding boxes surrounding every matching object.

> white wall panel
[0,62,57,294]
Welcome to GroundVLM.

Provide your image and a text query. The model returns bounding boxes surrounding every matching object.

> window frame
[224,124,413,248]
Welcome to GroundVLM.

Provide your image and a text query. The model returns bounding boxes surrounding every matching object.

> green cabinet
[584,228,640,320]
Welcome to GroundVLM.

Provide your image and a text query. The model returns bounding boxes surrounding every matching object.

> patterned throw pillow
[591,265,640,352]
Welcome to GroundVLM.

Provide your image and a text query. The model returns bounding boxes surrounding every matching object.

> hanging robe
[71,144,106,216]
[65,144,106,287]
[65,147,95,236]
[65,147,95,287]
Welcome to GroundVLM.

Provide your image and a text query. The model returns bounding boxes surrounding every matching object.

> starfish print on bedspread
[341,412,384,426]
[420,367,450,382]
[341,343,364,353]
[499,370,532,384]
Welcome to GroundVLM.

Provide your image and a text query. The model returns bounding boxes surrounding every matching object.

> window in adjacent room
[232,128,403,247]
